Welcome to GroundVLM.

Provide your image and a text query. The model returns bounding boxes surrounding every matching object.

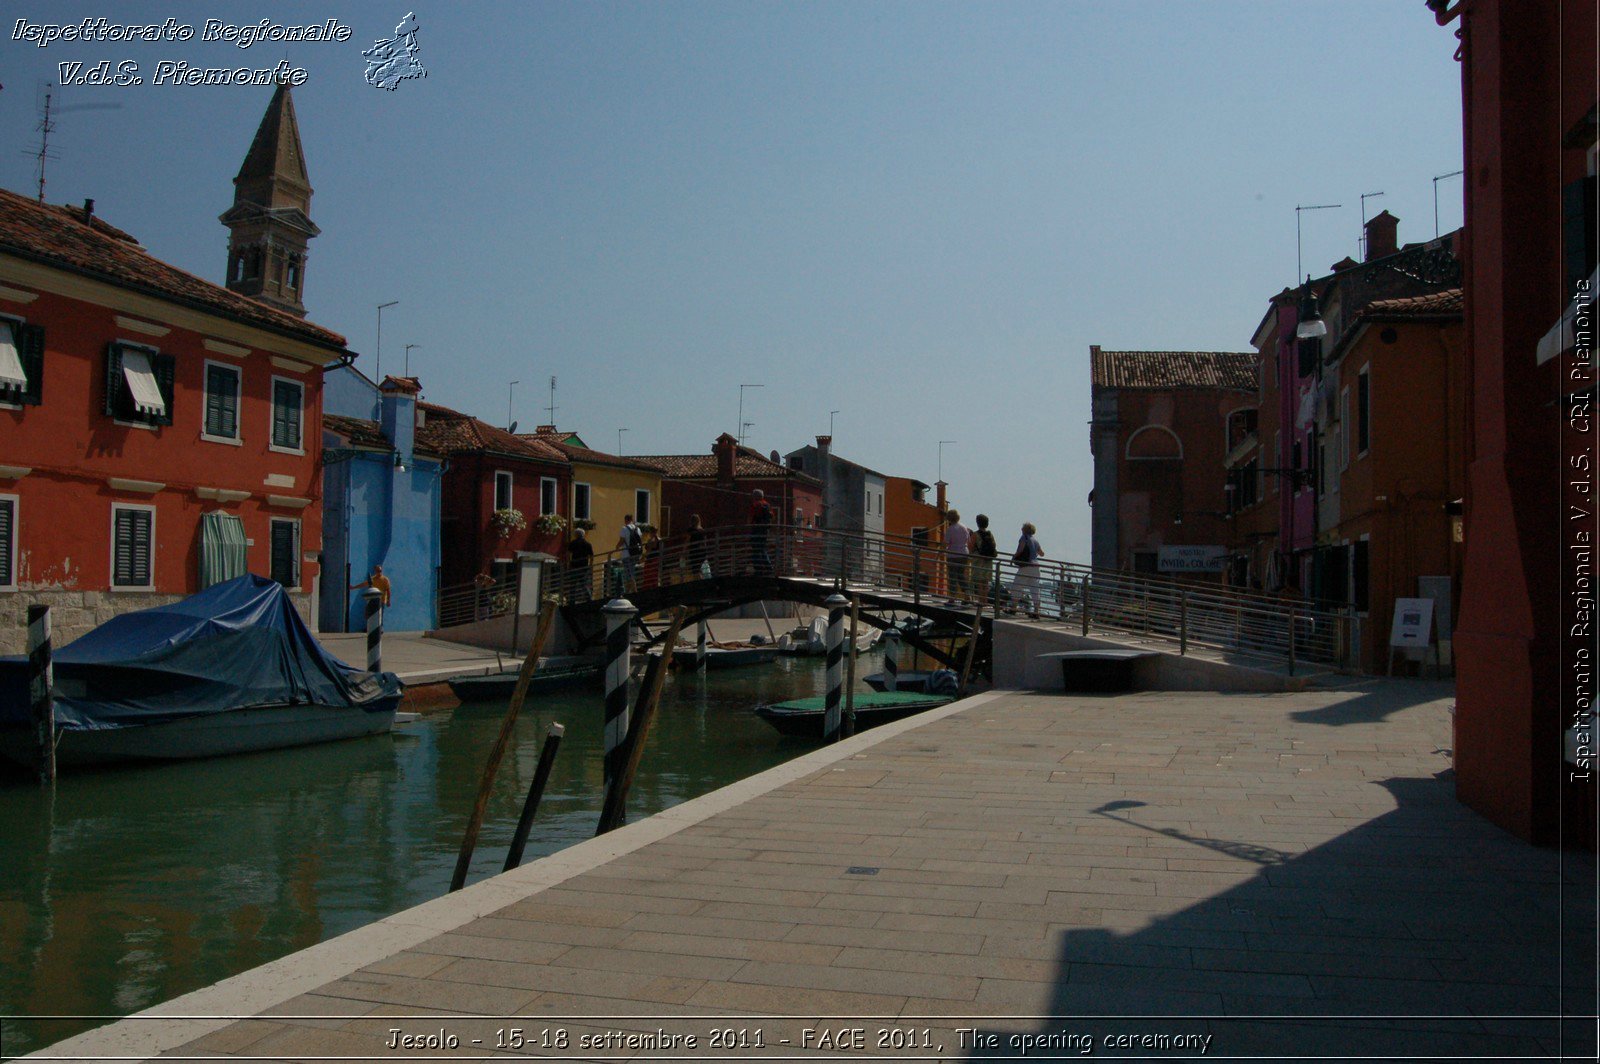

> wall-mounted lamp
[1295,277,1327,340]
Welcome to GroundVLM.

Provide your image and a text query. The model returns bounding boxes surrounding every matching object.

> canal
[0,653,870,1056]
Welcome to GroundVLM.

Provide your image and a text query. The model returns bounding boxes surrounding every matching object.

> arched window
[1125,424,1183,460]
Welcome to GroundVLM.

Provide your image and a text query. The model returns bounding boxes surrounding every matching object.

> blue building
[320,368,444,632]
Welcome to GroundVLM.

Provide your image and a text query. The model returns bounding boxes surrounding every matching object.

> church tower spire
[220,81,320,317]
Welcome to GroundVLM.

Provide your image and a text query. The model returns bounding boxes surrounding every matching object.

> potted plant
[490,507,527,540]
[535,512,568,536]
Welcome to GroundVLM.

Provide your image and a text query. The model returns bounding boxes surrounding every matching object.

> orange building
[883,475,947,593]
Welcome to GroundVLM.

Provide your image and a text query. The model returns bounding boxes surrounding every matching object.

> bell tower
[219,81,319,317]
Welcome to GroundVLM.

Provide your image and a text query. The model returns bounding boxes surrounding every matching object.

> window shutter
[18,324,44,406]
[0,498,12,586]
[133,510,151,584]
[114,508,151,586]
[270,522,297,587]
[152,354,176,426]
[205,368,224,436]
[104,343,125,417]
[273,380,301,447]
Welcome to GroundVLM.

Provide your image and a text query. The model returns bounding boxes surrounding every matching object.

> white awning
[121,349,166,417]
[0,327,26,393]
[1537,265,1598,365]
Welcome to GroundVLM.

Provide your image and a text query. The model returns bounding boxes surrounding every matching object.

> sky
[0,1,1466,563]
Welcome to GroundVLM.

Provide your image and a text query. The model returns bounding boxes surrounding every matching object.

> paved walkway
[38,680,1596,1061]
[316,632,511,685]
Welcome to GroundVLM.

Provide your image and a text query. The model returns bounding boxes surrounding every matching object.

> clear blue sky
[1,1,1465,562]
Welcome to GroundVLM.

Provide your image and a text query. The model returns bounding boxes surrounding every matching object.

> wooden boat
[753,690,954,738]
[0,576,402,768]
[861,669,960,695]
[447,662,602,702]
[670,643,778,669]
[777,617,882,656]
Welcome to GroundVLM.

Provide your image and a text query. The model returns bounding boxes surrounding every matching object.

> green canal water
[0,653,871,1056]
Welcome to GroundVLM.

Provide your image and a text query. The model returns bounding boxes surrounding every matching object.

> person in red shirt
[749,489,775,576]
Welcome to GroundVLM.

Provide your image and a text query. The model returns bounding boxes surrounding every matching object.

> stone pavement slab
[31,680,1598,1062]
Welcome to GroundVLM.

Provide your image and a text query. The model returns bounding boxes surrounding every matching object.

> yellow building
[524,428,666,550]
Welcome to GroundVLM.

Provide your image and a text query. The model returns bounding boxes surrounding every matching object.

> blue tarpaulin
[0,575,401,731]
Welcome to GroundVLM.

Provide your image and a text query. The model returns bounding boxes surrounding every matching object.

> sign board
[516,558,543,616]
[1389,597,1435,648]
[1158,545,1228,573]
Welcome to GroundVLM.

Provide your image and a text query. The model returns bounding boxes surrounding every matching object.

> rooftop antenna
[545,375,557,426]
[1295,202,1342,281]
[33,87,56,203]
[1359,191,1385,259]
[1433,170,1464,238]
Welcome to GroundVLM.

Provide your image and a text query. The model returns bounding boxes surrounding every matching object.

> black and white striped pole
[27,605,54,784]
[883,628,900,692]
[823,593,849,742]
[602,598,636,794]
[363,589,384,673]
[696,618,708,672]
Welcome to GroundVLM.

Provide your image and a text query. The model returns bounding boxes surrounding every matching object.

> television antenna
[545,375,557,426]
[28,83,123,204]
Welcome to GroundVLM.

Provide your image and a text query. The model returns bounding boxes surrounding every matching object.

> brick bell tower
[219,81,319,317]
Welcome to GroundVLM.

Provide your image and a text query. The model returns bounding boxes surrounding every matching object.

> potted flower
[535,512,568,536]
[490,507,527,540]
[574,518,598,532]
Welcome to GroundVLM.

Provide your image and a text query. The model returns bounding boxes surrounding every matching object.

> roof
[0,187,346,352]
[236,83,310,192]
[1362,288,1464,317]
[324,413,443,458]
[415,402,570,464]
[633,445,820,484]
[1091,348,1257,391]
[520,432,663,475]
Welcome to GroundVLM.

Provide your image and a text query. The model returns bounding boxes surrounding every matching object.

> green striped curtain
[199,511,248,588]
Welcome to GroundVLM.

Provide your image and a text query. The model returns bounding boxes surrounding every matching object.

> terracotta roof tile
[415,402,569,464]
[1091,348,1257,391]
[1363,288,1464,316]
[632,445,812,481]
[0,187,346,352]
[324,413,444,458]
[520,432,663,474]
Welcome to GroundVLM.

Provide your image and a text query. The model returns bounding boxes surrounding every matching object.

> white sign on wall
[1389,597,1435,648]
[1158,545,1228,573]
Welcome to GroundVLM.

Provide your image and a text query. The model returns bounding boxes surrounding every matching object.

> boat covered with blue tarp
[0,575,402,766]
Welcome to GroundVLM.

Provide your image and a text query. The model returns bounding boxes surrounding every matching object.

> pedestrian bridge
[435,524,1355,676]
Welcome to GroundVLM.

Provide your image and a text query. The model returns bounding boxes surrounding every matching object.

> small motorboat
[447,661,603,702]
[861,668,960,695]
[753,690,954,738]
[0,575,402,768]
[777,617,882,656]
[670,642,779,669]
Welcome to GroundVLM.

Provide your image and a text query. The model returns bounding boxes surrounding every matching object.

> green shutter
[273,380,302,448]
[152,353,175,426]
[270,521,298,587]
[205,365,238,438]
[0,498,13,586]
[104,342,125,417]
[17,324,43,406]
[114,508,152,587]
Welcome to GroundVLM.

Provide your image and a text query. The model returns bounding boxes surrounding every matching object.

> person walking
[969,514,998,606]
[615,514,643,593]
[749,489,775,576]
[565,528,594,602]
[943,509,971,604]
[686,514,711,579]
[1008,522,1045,618]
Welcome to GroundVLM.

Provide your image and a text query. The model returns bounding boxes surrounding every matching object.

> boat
[0,575,403,768]
[670,643,779,669]
[862,668,961,695]
[777,617,883,656]
[752,690,954,738]
[447,661,602,702]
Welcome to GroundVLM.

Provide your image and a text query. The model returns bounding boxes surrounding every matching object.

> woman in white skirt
[1008,522,1045,618]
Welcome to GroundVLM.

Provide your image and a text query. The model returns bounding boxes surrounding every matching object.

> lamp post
[1433,169,1464,238]
[508,380,519,431]
[617,427,628,454]
[738,384,763,446]
[403,344,420,377]
[938,440,955,483]
[375,300,399,381]
[829,410,839,437]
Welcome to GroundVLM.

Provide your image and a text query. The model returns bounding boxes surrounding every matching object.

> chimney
[379,382,416,471]
[82,198,95,226]
[1364,210,1399,261]
[935,480,947,514]
[535,424,557,436]
[815,435,833,529]
[714,432,738,485]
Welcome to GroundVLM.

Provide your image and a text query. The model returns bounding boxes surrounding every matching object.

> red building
[0,188,348,654]
[1430,0,1597,845]
[416,402,572,590]
[1089,348,1257,580]
[634,433,823,537]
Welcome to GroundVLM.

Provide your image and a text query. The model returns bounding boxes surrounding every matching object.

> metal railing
[545,524,1353,672]
[435,573,517,629]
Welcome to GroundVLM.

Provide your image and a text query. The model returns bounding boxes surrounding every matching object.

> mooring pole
[363,589,384,673]
[602,598,637,796]
[883,628,900,691]
[843,596,860,738]
[503,722,564,872]
[823,593,849,742]
[598,608,686,834]
[27,605,54,784]
[696,618,708,672]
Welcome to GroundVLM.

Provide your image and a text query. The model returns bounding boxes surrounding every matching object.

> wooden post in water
[27,605,54,784]
[823,593,848,742]
[449,597,561,893]
[502,722,564,871]
[601,598,637,797]
[842,597,860,738]
[696,618,708,672]
[363,589,383,672]
[958,599,983,697]
[597,608,686,834]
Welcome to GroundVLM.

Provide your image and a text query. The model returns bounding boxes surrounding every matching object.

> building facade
[522,427,664,550]
[636,433,823,543]
[784,436,886,579]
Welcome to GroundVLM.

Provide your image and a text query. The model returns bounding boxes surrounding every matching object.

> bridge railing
[556,523,1353,672]
[435,573,517,629]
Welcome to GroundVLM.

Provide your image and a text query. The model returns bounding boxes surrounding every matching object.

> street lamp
[507,380,519,431]
[1295,277,1327,340]
[618,427,628,454]
[403,343,420,377]
[375,300,399,381]
[938,440,956,483]
[829,410,839,437]
[738,384,763,446]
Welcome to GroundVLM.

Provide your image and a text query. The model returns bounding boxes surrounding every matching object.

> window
[270,377,303,451]
[1356,367,1371,455]
[105,342,174,425]
[541,477,559,517]
[1338,387,1351,471]
[573,482,592,521]
[633,487,650,525]
[787,456,803,470]
[287,259,301,291]
[494,470,514,512]
[1132,551,1158,574]
[0,495,15,589]
[270,518,300,589]
[1232,458,1260,510]
[203,361,241,441]
[0,320,44,407]
[1352,539,1370,613]
[111,505,154,589]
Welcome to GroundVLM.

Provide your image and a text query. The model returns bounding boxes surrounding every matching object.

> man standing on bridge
[749,489,775,577]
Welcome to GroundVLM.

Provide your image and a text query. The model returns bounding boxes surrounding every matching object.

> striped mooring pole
[28,605,55,784]
[823,593,849,742]
[363,589,384,673]
[696,619,708,672]
[602,598,637,794]
[883,628,900,692]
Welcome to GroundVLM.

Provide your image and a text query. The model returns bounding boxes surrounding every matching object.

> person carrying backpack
[970,513,998,606]
[615,514,643,592]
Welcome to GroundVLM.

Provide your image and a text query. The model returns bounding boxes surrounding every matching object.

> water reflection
[0,654,858,1055]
